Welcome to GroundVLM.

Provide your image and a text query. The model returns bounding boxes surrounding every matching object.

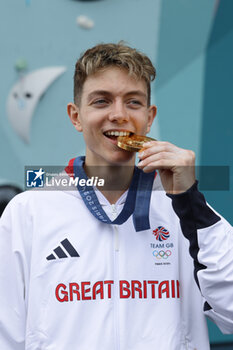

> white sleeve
[167,181,233,334]
[0,194,31,349]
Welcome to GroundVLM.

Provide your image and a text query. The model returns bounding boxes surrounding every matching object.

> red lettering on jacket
[93,281,104,299]
[55,279,180,302]
[177,280,180,298]
[55,283,69,302]
[120,280,131,298]
[143,280,147,299]
[69,283,80,301]
[131,280,142,299]
[158,280,169,298]
[171,280,175,298]
[81,281,91,300]
[148,281,159,298]
[104,280,114,299]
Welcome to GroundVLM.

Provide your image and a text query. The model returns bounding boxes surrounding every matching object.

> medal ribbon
[73,156,155,232]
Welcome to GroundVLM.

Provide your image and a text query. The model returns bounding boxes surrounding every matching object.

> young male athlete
[0,43,233,350]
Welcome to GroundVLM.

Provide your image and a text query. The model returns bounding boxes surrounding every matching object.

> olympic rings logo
[153,250,172,259]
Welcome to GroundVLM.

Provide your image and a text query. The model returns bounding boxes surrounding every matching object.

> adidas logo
[46,238,80,260]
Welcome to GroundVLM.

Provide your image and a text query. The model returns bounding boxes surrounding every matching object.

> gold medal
[117,134,156,152]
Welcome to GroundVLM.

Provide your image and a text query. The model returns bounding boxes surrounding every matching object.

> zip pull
[111,204,119,251]
[111,204,118,220]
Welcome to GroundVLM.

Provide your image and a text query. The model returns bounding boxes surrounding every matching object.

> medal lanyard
[73,156,155,232]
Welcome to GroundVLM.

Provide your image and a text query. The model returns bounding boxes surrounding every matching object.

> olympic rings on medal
[153,250,172,259]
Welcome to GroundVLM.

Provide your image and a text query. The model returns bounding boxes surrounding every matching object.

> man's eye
[93,99,108,105]
[128,100,142,106]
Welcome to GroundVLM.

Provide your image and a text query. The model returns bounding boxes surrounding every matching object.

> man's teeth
[105,131,131,136]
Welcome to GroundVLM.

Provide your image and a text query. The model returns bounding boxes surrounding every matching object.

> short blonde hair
[74,42,156,106]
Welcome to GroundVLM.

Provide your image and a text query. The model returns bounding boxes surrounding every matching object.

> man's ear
[67,102,83,132]
[146,105,157,133]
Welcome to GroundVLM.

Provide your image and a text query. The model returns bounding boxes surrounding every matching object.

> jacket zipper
[112,204,120,350]
[111,204,119,252]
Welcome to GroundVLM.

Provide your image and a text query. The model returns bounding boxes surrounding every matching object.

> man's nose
[108,101,129,123]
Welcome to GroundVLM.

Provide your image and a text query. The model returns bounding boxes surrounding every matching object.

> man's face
[68,67,157,166]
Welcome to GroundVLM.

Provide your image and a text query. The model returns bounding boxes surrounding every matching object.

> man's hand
[137,141,196,194]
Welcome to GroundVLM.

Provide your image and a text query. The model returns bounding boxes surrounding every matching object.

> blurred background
[0,0,233,347]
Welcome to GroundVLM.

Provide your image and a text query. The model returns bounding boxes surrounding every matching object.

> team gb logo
[153,226,170,241]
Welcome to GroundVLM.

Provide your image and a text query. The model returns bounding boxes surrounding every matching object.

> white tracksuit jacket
[0,170,233,350]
